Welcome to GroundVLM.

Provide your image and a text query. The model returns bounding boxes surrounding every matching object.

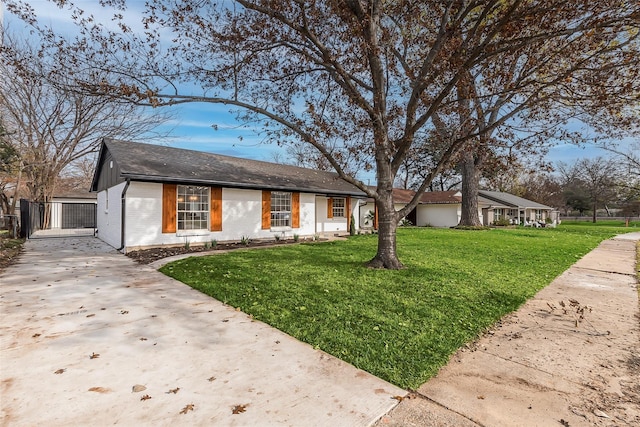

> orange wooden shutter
[374,205,378,229]
[162,183,177,233]
[327,197,333,218]
[210,187,222,232]
[261,190,271,229]
[346,196,351,228]
[292,192,300,228]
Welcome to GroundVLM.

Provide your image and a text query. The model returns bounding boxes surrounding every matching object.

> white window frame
[177,185,209,231]
[271,191,292,228]
[332,197,346,218]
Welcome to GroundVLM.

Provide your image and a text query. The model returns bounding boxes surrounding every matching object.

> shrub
[240,235,251,246]
[399,218,413,227]
[493,218,511,227]
[293,234,300,242]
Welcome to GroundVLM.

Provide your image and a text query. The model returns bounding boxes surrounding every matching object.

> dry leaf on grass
[180,404,195,414]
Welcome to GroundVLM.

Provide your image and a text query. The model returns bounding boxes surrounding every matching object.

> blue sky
[4,1,631,185]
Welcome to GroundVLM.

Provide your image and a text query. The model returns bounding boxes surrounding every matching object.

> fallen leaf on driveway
[89,352,100,359]
[32,333,41,338]
[180,404,195,414]
[166,387,180,394]
[232,404,247,414]
[207,376,216,382]
[88,387,111,393]
[54,369,65,374]
[132,384,147,393]
[140,394,152,401]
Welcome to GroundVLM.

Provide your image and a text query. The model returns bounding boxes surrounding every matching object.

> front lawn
[160,225,630,389]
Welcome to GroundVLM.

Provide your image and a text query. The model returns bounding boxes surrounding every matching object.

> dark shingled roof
[478,190,552,209]
[392,188,462,205]
[95,138,366,197]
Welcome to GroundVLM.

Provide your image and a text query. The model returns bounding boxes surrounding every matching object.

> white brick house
[90,139,365,252]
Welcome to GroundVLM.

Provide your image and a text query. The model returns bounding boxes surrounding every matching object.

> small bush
[240,235,251,246]
[493,218,511,227]
[399,218,413,227]
[211,239,217,248]
[293,234,300,242]
[183,240,190,250]
[350,214,356,236]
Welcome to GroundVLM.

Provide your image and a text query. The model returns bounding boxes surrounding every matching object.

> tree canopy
[6,0,639,268]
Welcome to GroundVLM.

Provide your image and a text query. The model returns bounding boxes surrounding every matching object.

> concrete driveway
[1,237,404,426]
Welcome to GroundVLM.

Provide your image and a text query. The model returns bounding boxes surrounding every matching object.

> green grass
[160,224,633,389]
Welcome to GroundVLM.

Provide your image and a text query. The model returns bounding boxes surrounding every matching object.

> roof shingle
[97,138,365,197]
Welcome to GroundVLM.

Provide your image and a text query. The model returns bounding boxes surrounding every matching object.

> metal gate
[19,199,97,238]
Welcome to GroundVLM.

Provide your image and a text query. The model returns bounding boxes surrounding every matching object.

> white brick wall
[95,182,125,248]
[416,204,461,227]
[97,182,328,252]
[315,196,350,234]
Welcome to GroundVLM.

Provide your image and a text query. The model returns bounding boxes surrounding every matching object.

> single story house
[359,189,463,228]
[478,190,558,226]
[359,188,556,228]
[90,139,365,252]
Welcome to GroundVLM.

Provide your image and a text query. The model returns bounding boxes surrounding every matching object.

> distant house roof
[478,190,552,209]
[91,138,366,197]
[391,188,462,205]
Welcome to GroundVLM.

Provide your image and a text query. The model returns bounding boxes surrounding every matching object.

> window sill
[176,231,210,237]
[270,226,293,232]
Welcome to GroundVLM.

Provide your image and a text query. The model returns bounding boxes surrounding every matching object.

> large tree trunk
[367,184,403,269]
[458,150,483,227]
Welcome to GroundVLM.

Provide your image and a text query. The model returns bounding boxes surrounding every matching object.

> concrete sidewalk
[1,237,404,426]
[377,232,640,426]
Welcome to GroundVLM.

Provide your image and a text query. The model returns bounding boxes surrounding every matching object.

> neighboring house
[359,189,463,228]
[478,190,557,226]
[50,191,98,230]
[360,188,556,228]
[90,139,365,252]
